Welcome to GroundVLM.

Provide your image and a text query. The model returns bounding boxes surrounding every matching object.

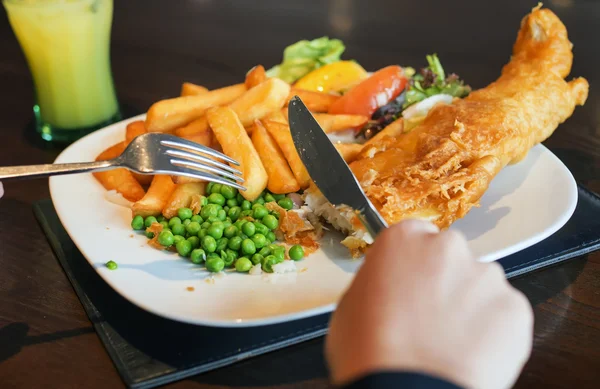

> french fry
[145,83,247,132]
[264,109,288,124]
[312,113,368,133]
[93,142,146,202]
[174,116,210,138]
[262,120,311,189]
[125,120,147,145]
[180,82,209,97]
[131,175,176,217]
[245,65,267,89]
[334,143,364,163]
[251,120,300,194]
[229,78,291,128]
[207,107,268,201]
[287,88,340,112]
[363,117,404,147]
[162,182,206,219]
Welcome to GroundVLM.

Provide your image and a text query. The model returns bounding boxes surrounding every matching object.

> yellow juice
[4,0,119,130]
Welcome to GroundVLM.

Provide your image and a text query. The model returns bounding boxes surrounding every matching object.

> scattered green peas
[173,235,185,246]
[221,250,236,267]
[176,239,193,257]
[224,206,230,213]
[228,206,241,221]
[272,193,285,201]
[199,195,208,207]
[171,223,186,236]
[222,220,232,228]
[131,215,144,230]
[145,231,155,239]
[234,219,247,230]
[105,260,118,270]
[254,222,270,236]
[201,221,211,229]
[182,219,191,227]
[241,210,253,218]
[235,257,253,272]
[201,235,217,253]
[190,248,206,264]
[206,252,220,261]
[191,215,203,224]
[161,227,172,235]
[217,209,227,221]
[226,199,238,208]
[210,183,223,195]
[224,225,238,238]
[254,197,265,205]
[178,207,193,220]
[264,193,275,203]
[207,216,220,223]
[241,200,252,211]
[289,245,305,261]
[186,221,201,236]
[226,248,238,261]
[144,216,158,228]
[277,197,294,210]
[200,204,220,219]
[208,193,226,206]
[241,239,256,256]
[220,185,237,200]
[242,222,256,237]
[206,182,214,194]
[168,217,182,228]
[187,236,200,249]
[262,215,279,230]
[158,230,175,247]
[274,246,286,260]
[251,253,264,265]
[266,231,276,243]
[157,215,167,223]
[236,193,244,203]
[228,236,243,251]
[237,232,249,240]
[207,224,224,239]
[262,255,281,273]
[258,246,271,257]
[198,228,208,239]
[251,234,267,249]
[206,257,224,273]
[252,205,268,219]
[216,237,229,252]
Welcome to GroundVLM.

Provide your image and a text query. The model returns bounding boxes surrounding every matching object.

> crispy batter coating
[349,6,589,229]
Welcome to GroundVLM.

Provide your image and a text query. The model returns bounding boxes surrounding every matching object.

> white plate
[49,114,578,327]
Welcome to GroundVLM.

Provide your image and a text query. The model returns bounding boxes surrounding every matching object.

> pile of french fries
[93,65,405,219]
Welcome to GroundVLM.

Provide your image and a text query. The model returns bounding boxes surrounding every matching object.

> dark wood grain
[0,0,599,388]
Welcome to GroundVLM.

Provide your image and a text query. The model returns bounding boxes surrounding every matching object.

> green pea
[198,229,208,239]
[167,217,181,228]
[186,221,201,236]
[236,193,244,203]
[176,239,193,257]
[145,231,155,239]
[262,255,282,273]
[182,219,191,227]
[220,185,237,200]
[131,215,144,230]
[228,206,242,221]
[210,183,222,195]
[234,219,247,230]
[217,209,227,221]
[216,237,229,252]
[158,230,175,247]
[266,231,276,243]
[228,236,243,251]
[226,248,239,261]
[264,193,276,203]
[157,215,167,223]
[208,193,226,206]
[105,260,118,270]
[223,206,230,213]
[241,239,256,256]
[251,234,267,249]
[200,204,220,219]
[254,222,270,236]
[289,245,305,260]
[274,246,286,260]
[242,222,256,237]
[267,244,279,253]
[178,207,193,220]
[262,215,279,230]
[271,211,280,220]
[241,200,252,211]
[272,193,285,201]
[206,257,224,273]
[251,253,264,265]
[199,195,208,207]
[191,215,203,224]
[221,250,237,267]
[241,210,253,218]
[161,227,172,235]
[206,252,220,261]
[201,221,211,229]
[173,235,185,246]
[207,224,224,239]
[258,246,271,257]
[201,236,217,253]
[187,236,200,249]
[237,232,249,240]
[235,257,253,272]
[190,248,206,264]
[171,223,186,236]
[222,220,232,228]
[206,182,215,194]
[144,216,158,228]
[254,197,265,205]
[224,225,238,238]
[207,216,220,223]
[226,199,238,208]
[252,205,268,219]
[278,197,294,210]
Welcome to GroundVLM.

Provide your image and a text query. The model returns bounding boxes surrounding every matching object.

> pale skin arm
[325,220,534,389]
[0,182,3,198]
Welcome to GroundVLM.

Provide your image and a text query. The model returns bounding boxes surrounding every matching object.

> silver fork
[0,133,246,191]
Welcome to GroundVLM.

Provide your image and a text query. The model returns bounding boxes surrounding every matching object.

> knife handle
[358,202,388,238]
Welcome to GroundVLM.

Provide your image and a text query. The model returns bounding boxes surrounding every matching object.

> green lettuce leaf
[266,37,346,83]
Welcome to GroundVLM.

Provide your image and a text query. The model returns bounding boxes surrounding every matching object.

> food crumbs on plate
[205,277,215,284]
[300,267,308,273]
[129,234,134,238]
[105,260,118,270]
[186,286,195,292]
[106,227,110,230]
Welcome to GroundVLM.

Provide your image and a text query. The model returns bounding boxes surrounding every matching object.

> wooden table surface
[0,0,599,388]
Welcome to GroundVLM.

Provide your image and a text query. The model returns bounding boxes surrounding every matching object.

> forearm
[340,371,464,389]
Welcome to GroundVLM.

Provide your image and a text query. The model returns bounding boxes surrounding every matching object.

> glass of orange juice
[3,0,121,143]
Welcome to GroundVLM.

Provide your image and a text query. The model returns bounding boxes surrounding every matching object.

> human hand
[325,220,534,389]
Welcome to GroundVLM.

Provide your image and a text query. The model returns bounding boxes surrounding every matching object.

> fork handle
[0,160,115,180]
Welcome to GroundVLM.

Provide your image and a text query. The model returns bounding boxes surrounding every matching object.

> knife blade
[287,95,388,237]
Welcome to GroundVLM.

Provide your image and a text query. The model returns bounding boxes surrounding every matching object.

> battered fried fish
[305,5,589,256]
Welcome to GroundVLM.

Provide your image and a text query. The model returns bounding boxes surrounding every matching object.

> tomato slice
[328,65,408,118]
